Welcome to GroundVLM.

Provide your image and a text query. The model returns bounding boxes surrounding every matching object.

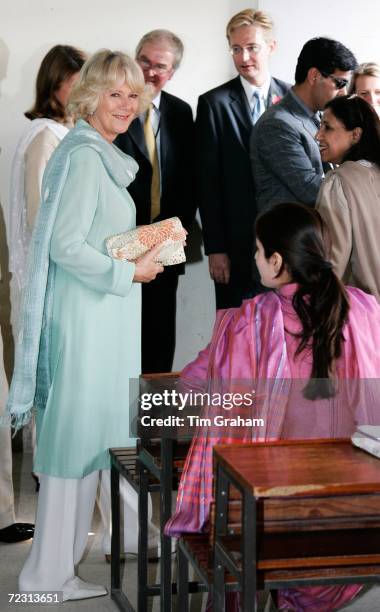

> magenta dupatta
[165,292,290,536]
[166,286,380,610]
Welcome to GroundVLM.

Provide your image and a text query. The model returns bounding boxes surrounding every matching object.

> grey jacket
[250,89,323,212]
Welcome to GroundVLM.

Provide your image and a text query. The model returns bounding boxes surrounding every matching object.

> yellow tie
[143,104,160,221]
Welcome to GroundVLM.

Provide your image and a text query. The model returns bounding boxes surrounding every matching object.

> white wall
[1,0,379,371]
[260,0,380,83]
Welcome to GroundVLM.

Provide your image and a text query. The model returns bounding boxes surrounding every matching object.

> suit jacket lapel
[158,93,168,182]
[127,117,149,161]
[267,78,283,107]
[283,92,318,140]
[228,77,252,149]
[282,93,323,171]
[300,115,319,141]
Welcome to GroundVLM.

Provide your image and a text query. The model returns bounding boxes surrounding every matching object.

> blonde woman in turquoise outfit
[6,50,163,601]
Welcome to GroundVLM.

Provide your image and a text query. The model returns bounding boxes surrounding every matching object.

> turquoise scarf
[4,119,138,429]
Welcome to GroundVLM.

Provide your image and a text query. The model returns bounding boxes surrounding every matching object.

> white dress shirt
[240,75,271,114]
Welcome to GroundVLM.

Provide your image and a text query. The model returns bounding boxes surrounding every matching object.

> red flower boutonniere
[271,94,282,104]
[271,94,282,105]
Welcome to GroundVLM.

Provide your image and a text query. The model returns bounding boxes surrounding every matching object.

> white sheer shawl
[9,118,68,292]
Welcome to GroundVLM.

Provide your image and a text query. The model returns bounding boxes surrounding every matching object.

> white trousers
[0,424,15,529]
[0,332,15,530]
[19,471,98,591]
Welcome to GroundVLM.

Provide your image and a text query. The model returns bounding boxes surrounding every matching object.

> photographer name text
[140,415,264,427]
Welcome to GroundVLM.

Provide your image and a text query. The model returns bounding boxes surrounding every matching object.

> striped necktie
[251,90,265,125]
[143,104,160,221]
[312,113,321,130]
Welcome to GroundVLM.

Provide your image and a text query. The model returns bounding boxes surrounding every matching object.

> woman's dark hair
[255,203,349,400]
[324,95,380,166]
[25,45,86,121]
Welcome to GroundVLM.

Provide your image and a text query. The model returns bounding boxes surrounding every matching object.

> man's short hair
[135,29,184,70]
[295,37,357,84]
[226,9,274,43]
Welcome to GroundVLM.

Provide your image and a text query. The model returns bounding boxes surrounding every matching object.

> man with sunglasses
[250,37,357,212]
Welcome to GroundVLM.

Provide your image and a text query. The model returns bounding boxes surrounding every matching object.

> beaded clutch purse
[106,216,186,266]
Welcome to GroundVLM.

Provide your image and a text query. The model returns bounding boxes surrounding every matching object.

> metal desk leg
[110,456,135,612]
[160,438,173,611]
[214,464,229,537]
[138,460,149,612]
[213,555,225,612]
[242,490,256,612]
[213,464,229,611]
[177,543,189,610]
[111,465,121,593]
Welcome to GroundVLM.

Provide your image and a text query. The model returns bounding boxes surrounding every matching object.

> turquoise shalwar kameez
[34,130,140,477]
[14,119,142,596]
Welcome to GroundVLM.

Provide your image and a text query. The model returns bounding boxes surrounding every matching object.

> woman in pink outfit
[166,203,380,611]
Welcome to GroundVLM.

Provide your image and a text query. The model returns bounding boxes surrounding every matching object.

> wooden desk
[213,439,380,611]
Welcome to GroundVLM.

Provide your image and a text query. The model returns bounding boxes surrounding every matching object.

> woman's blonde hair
[68,49,151,120]
[349,61,380,94]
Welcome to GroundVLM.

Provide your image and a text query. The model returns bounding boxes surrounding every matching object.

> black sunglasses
[320,71,349,90]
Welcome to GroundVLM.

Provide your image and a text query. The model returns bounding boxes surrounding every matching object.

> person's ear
[352,126,363,144]
[267,38,277,55]
[308,67,319,86]
[269,252,283,276]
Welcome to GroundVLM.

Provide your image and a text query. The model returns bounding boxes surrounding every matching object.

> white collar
[152,91,161,111]
[240,75,271,103]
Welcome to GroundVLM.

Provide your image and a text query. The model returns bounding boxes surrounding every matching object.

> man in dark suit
[116,30,195,373]
[197,9,289,309]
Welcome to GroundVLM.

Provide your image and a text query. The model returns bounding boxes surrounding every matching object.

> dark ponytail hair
[255,203,349,399]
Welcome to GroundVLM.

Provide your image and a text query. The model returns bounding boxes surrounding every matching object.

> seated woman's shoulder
[217,292,279,331]
[239,290,279,315]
